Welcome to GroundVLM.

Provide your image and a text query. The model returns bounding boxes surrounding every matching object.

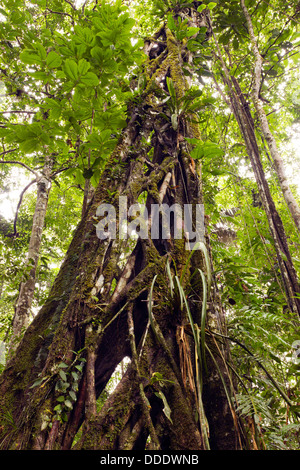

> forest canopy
[0,0,299,452]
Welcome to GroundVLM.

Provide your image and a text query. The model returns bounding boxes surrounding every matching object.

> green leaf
[46,51,62,68]
[19,138,40,154]
[290,405,300,414]
[207,2,217,10]
[34,42,47,60]
[54,404,62,413]
[208,168,229,176]
[71,366,81,381]
[167,13,176,31]
[166,77,176,103]
[64,399,73,409]
[233,38,240,50]
[69,390,77,401]
[20,50,43,65]
[74,26,95,46]
[79,72,99,87]
[29,377,45,388]
[74,169,86,186]
[64,59,79,81]
[186,27,200,38]
[58,362,68,369]
[150,372,164,384]
[78,58,90,76]
[28,71,49,81]
[45,98,62,119]
[59,369,67,382]
[197,4,207,13]
[219,31,231,45]
[187,140,224,160]
[29,122,43,136]
[68,116,81,133]
[82,168,94,179]
[40,132,51,145]
[269,352,281,364]
[10,11,25,24]
[154,390,173,424]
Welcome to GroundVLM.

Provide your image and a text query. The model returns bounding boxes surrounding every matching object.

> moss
[81,370,139,450]
[145,57,170,99]
[172,238,189,276]
[148,183,160,203]
[187,117,202,141]
[128,178,147,200]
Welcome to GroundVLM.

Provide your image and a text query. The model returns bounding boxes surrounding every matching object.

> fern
[234,394,274,423]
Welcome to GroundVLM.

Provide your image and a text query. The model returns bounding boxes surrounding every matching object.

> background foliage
[0,0,299,449]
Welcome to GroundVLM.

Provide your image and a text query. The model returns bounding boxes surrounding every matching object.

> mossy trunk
[0,3,245,451]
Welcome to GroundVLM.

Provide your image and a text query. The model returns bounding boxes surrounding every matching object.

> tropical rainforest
[0,0,299,452]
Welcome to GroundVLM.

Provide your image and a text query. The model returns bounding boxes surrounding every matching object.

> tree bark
[240,0,300,234]
[8,158,52,355]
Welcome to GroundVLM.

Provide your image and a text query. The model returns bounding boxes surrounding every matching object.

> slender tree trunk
[0,4,245,451]
[8,159,52,355]
[241,0,300,234]
[210,15,300,318]
[81,179,95,218]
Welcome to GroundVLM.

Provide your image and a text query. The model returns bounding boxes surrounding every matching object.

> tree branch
[13,179,37,236]
[0,110,36,114]
[64,0,76,10]
[81,0,89,14]
[51,166,72,177]
[0,158,39,177]
[46,8,74,22]
[260,0,300,26]
[0,148,18,158]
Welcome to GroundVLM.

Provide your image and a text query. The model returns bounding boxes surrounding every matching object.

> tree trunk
[8,159,52,355]
[81,179,95,218]
[209,14,300,318]
[0,4,245,451]
[241,0,300,234]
